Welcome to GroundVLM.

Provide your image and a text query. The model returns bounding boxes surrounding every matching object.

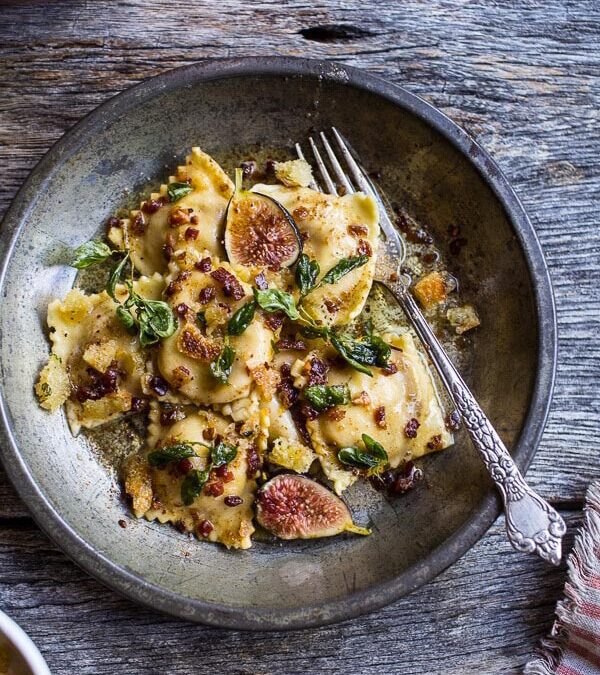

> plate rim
[0,56,557,630]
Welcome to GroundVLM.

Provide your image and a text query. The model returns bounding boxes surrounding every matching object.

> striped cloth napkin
[526,481,600,675]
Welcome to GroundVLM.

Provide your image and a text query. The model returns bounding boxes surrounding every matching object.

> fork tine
[331,127,406,264]
[294,142,305,160]
[319,132,354,194]
[295,143,320,191]
[309,137,336,195]
[331,127,375,198]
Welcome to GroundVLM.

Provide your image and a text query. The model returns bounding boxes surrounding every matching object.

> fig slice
[256,474,370,540]
[225,169,302,271]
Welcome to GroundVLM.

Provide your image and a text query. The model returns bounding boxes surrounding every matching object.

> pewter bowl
[0,58,556,629]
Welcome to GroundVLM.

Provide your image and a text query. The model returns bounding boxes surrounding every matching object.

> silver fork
[297,128,566,565]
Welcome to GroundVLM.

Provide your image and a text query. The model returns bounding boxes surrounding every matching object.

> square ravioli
[156,258,275,405]
[301,333,453,494]
[37,274,164,434]
[125,406,257,549]
[109,147,234,276]
[250,183,379,327]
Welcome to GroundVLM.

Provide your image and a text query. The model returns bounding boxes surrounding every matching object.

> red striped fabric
[526,481,600,675]
[580,603,600,622]
[557,665,584,675]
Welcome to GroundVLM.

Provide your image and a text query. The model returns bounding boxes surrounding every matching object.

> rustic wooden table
[1,1,598,673]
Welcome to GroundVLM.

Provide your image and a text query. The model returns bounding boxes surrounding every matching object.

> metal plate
[0,58,556,630]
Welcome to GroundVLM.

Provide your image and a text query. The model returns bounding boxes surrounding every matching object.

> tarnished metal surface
[0,58,556,629]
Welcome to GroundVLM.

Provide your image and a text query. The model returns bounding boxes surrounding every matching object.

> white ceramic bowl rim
[0,611,51,675]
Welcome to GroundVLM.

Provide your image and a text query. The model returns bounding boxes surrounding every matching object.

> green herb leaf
[304,384,351,412]
[211,442,238,467]
[227,300,256,336]
[196,311,207,330]
[148,443,197,469]
[299,324,330,340]
[116,305,136,331]
[136,299,177,347]
[253,288,299,320]
[329,333,391,375]
[70,240,113,269]
[335,333,391,369]
[365,334,392,367]
[210,343,235,384]
[39,382,52,402]
[329,335,373,376]
[320,255,369,287]
[338,447,381,469]
[107,253,130,300]
[181,469,210,506]
[295,254,320,296]
[167,182,193,203]
[338,434,389,470]
[362,434,388,462]
[113,279,176,346]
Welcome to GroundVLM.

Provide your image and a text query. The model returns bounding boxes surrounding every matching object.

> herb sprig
[294,253,369,297]
[148,439,238,506]
[329,332,391,375]
[298,324,391,377]
[338,434,388,470]
[107,252,175,346]
[167,182,193,203]
[304,384,351,412]
[210,341,235,384]
[120,289,177,347]
[70,240,113,269]
[70,241,177,347]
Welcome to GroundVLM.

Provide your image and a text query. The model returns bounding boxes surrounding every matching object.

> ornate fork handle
[389,280,565,565]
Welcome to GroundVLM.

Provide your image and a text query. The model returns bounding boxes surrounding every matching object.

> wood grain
[0,0,598,672]
[0,466,28,519]
[0,511,581,675]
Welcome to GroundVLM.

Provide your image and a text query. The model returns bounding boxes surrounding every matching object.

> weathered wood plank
[0,511,581,675]
[0,1,598,672]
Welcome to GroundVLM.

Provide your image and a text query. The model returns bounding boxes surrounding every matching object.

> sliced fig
[256,474,369,540]
[225,169,302,271]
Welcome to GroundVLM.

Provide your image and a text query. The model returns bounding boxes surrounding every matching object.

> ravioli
[156,259,274,405]
[251,184,379,326]
[305,333,453,494]
[40,274,164,434]
[109,147,233,276]
[125,406,256,549]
